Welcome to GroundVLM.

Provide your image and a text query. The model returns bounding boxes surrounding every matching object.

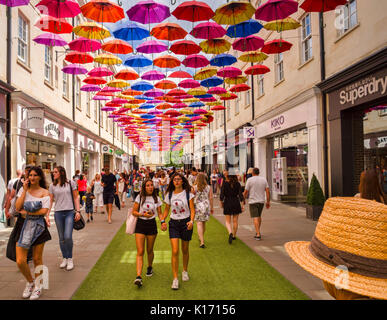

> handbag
[69,182,85,231]
[126,210,137,235]
[9,180,23,217]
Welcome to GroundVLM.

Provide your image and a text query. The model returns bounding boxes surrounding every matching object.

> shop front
[319,48,387,197]
[78,133,100,181]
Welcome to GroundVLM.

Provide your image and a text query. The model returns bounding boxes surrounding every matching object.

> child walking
[85,186,95,223]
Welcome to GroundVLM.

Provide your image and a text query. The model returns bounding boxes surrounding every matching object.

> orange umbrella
[156,103,172,110]
[153,55,181,69]
[80,0,125,23]
[123,89,142,96]
[155,80,177,90]
[151,22,188,41]
[115,69,139,80]
[102,39,133,54]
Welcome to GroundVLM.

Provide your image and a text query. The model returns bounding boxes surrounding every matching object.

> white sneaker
[171,278,179,290]
[60,258,67,269]
[29,285,42,300]
[22,281,34,299]
[66,258,74,271]
[182,271,189,282]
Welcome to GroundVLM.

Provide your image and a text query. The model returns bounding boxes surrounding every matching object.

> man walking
[101,167,118,224]
[243,168,270,240]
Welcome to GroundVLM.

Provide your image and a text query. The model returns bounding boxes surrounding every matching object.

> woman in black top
[220,174,245,244]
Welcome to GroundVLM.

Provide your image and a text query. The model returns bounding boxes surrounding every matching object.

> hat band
[309,236,387,279]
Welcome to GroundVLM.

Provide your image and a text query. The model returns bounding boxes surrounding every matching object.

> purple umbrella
[33,33,67,46]
[141,70,165,81]
[232,35,265,52]
[80,84,101,92]
[144,89,164,97]
[36,0,81,18]
[255,0,298,22]
[0,0,29,7]
[69,37,101,52]
[101,107,117,112]
[137,40,168,54]
[127,0,170,25]
[62,63,88,74]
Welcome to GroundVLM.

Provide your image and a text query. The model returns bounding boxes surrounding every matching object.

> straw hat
[285,197,387,300]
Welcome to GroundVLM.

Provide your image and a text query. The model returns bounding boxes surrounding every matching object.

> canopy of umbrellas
[1,0,348,151]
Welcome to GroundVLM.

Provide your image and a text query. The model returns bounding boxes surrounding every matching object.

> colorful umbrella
[300,0,348,12]
[194,66,218,80]
[88,67,113,77]
[232,35,264,52]
[132,81,154,91]
[36,0,81,18]
[123,89,142,96]
[220,92,238,100]
[151,22,187,41]
[80,84,101,92]
[255,0,298,22]
[113,22,150,41]
[217,66,242,78]
[73,21,110,39]
[33,33,67,46]
[170,40,202,56]
[156,103,172,110]
[182,54,210,68]
[153,55,181,69]
[144,89,165,98]
[136,40,168,54]
[226,19,263,38]
[179,79,200,89]
[224,76,247,85]
[107,79,129,88]
[239,51,268,63]
[210,54,237,67]
[124,55,153,68]
[62,64,88,75]
[201,77,223,88]
[94,53,122,65]
[213,1,256,25]
[102,39,133,54]
[169,71,192,78]
[190,22,227,40]
[211,105,226,111]
[80,0,125,23]
[187,87,207,96]
[261,39,293,54]
[230,83,251,92]
[245,64,270,75]
[115,69,139,80]
[83,76,107,85]
[208,87,227,95]
[68,37,101,52]
[263,17,301,32]
[0,0,29,7]
[155,80,177,90]
[199,39,231,55]
[65,51,93,64]
[93,95,110,100]
[127,0,170,25]
[141,70,165,81]
[167,89,186,97]
[34,16,73,34]
[172,1,214,22]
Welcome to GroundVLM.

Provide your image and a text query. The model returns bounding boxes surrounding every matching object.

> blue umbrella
[226,19,263,38]
[132,81,153,91]
[201,76,223,88]
[189,102,205,108]
[139,103,155,109]
[194,94,213,99]
[210,53,237,67]
[124,55,152,68]
[140,114,156,119]
[135,95,153,100]
[113,22,150,41]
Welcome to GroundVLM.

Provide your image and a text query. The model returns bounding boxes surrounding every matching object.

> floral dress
[194,185,211,222]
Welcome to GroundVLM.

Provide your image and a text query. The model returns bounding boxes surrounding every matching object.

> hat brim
[285,241,387,300]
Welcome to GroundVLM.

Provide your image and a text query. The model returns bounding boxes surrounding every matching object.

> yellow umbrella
[206,100,222,106]
[199,38,231,55]
[239,51,268,63]
[182,98,199,103]
[187,87,207,96]
[94,53,122,65]
[224,75,247,85]
[107,79,129,88]
[213,1,255,25]
[180,108,193,115]
[117,94,134,100]
[179,116,190,122]
[73,22,111,40]
[123,104,139,109]
[194,66,218,81]
[263,18,301,32]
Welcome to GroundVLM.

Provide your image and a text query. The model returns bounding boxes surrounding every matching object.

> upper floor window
[44,46,53,84]
[227,101,231,121]
[258,75,264,97]
[274,53,284,83]
[18,15,29,64]
[337,0,358,36]
[63,64,69,98]
[301,14,313,63]
[75,77,81,110]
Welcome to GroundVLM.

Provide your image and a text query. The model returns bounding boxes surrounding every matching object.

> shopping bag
[126,211,137,235]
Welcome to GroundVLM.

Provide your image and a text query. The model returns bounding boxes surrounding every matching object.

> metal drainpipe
[250,68,255,169]
[72,17,75,122]
[6,6,12,181]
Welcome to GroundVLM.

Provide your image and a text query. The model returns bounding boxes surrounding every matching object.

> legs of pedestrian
[170,238,179,289]
[225,215,233,243]
[106,203,113,223]
[197,221,205,247]
[232,214,239,240]
[181,240,190,281]
[54,210,74,268]
[146,235,156,276]
[135,234,145,287]
[254,217,262,239]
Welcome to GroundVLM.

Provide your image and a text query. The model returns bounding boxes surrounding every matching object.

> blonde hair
[196,173,208,192]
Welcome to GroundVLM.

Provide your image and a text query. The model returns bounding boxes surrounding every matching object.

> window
[86,92,91,117]
[63,64,69,99]
[44,46,53,84]
[301,14,313,63]
[245,77,250,107]
[18,14,29,64]
[75,77,81,109]
[227,101,231,121]
[235,96,240,115]
[337,0,358,36]
[106,110,109,131]
[274,53,284,83]
[258,75,264,96]
[100,105,104,129]
[94,101,98,122]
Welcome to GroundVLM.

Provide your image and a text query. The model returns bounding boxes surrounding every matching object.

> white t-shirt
[245,176,269,204]
[135,195,162,220]
[152,177,160,188]
[17,189,51,210]
[165,190,194,220]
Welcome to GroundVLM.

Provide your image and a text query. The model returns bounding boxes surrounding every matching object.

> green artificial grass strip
[72,217,309,300]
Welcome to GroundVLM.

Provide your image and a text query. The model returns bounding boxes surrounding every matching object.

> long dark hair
[228,175,239,188]
[53,166,68,187]
[140,179,158,207]
[166,172,191,195]
[29,166,47,190]
[359,169,384,203]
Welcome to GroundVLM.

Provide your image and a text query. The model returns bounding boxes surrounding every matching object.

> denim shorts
[169,217,193,241]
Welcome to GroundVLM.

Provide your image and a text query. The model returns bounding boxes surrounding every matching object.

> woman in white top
[162,173,195,290]
[131,179,163,287]
[117,173,127,208]
[159,171,168,201]
[91,173,104,214]
[15,166,52,300]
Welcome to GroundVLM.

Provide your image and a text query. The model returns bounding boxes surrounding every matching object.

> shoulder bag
[126,209,138,235]
[69,181,85,231]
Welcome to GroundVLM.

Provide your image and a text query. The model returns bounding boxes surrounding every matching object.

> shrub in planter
[306,174,325,220]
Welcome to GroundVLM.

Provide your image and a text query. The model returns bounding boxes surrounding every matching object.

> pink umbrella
[200,97,216,102]
[93,95,110,101]
[179,79,200,89]
[69,37,101,52]
[101,107,117,112]
[137,40,168,54]
[194,109,208,115]
[127,0,170,25]
[33,33,67,46]
[182,54,210,68]
[173,103,187,109]
[217,66,242,78]
[208,87,227,95]
[190,22,226,40]
[232,35,264,52]
[255,0,298,22]
[111,98,128,104]
[62,64,87,74]
[88,67,114,77]
[36,0,81,18]
[144,89,164,98]
[80,84,101,92]
[100,86,121,93]
[141,70,165,81]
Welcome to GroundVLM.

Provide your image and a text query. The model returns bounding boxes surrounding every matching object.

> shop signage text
[44,123,60,139]
[27,109,44,129]
[271,115,285,131]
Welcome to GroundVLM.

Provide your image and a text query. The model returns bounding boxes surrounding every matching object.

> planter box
[306,204,323,221]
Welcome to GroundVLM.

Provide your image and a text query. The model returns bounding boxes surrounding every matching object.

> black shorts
[103,193,115,205]
[135,218,158,236]
[169,217,193,241]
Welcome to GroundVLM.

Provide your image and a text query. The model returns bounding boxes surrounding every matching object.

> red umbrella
[151,22,187,41]
[217,66,242,78]
[65,51,94,64]
[34,16,73,34]
[36,0,81,18]
[211,105,226,111]
[190,22,227,40]
[182,54,210,68]
[69,37,101,52]
[232,35,265,52]
[261,39,292,54]
[220,93,238,100]
[179,79,200,89]
[300,0,348,12]
[172,1,214,22]
[169,71,193,79]
[167,89,186,97]
[230,84,251,93]
[153,55,181,69]
[245,64,270,75]
[115,69,139,80]
[170,40,201,55]
[83,76,107,85]
[88,67,114,77]
[255,0,298,22]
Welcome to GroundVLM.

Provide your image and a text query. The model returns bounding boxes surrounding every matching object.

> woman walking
[15,166,52,300]
[159,172,168,201]
[220,173,245,244]
[77,174,87,207]
[193,173,213,248]
[356,169,386,203]
[91,173,104,214]
[117,173,127,208]
[49,166,81,272]
[131,179,163,287]
[162,173,195,290]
